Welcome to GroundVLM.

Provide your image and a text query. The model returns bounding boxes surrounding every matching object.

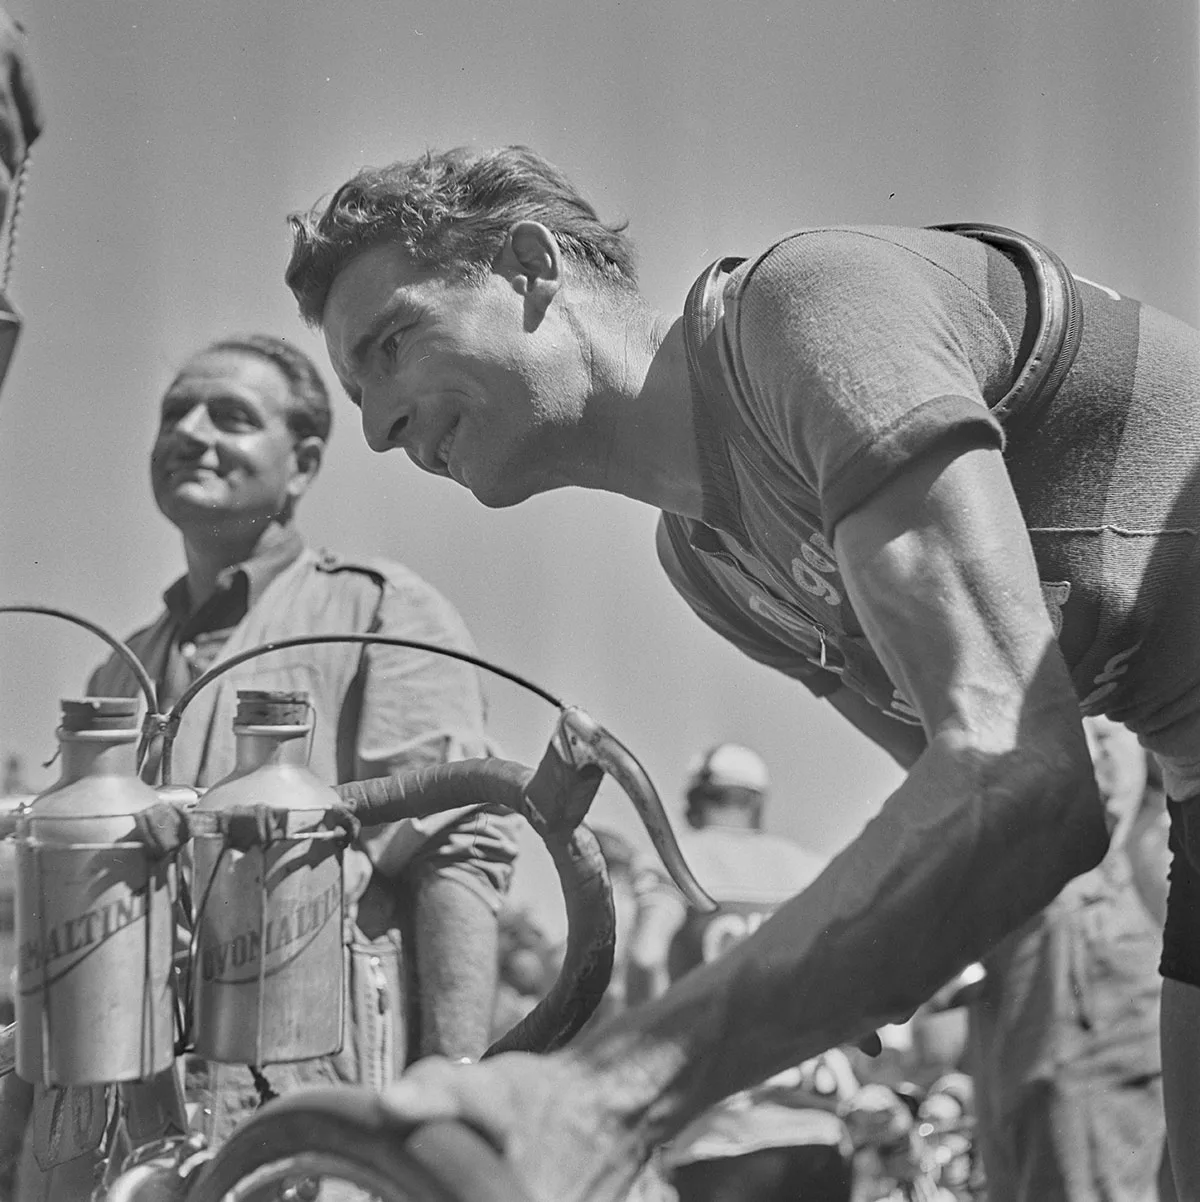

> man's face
[150,350,306,530]
[322,242,580,508]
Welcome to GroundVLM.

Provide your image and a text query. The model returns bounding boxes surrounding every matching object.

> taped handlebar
[336,757,617,1056]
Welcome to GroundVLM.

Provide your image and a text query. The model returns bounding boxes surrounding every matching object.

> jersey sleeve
[354,567,519,909]
[724,229,1005,533]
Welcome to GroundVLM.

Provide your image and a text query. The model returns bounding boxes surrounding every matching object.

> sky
[0,0,1196,937]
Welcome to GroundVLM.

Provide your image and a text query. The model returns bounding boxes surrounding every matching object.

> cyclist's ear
[495,221,563,325]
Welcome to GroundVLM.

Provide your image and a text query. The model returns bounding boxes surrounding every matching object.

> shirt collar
[162,527,306,624]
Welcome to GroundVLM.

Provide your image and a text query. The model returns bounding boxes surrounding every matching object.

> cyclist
[630,744,855,1202]
[284,145,1200,1201]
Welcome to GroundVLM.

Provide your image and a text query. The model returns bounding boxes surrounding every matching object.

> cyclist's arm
[826,686,926,770]
[561,439,1105,1145]
[376,441,1106,1202]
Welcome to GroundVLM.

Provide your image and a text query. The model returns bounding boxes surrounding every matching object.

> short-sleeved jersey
[657,226,1200,793]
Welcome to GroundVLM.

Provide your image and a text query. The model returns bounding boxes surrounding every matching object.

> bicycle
[0,604,713,1202]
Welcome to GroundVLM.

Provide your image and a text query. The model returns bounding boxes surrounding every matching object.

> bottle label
[200,878,341,983]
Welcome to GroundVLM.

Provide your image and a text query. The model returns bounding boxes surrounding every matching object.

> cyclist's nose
[361,387,410,454]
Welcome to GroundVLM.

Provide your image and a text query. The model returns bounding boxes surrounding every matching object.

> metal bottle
[15,697,175,1085]
[191,690,345,1065]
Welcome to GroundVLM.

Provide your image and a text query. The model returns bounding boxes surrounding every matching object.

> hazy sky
[1,0,1196,933]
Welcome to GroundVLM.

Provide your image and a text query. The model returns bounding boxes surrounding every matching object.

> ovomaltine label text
[201,881,340,982]
[19,885,149,979]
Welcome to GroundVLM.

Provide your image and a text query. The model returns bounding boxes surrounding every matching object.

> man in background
[583,826,642,1033]
[4,334,519,1200]
[629,745,857,1202]
[965,715,1166,1202]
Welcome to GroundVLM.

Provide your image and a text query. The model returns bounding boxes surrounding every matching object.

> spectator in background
[582,826,641,1032]
[965,715,1166,1202]
[845,716,1169,1202]
[629,745,857,1202]
[2,334,520,1202]
[491,907,558,1043]
[1127,755,1171,930]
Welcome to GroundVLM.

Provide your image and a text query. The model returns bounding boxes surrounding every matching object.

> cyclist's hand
[380,1052,640,1202]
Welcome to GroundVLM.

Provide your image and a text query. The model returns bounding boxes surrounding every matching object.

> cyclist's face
[150,351,313,529]
[323,242,580,509]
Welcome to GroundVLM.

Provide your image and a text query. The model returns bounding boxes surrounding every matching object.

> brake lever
[542,707,715,912]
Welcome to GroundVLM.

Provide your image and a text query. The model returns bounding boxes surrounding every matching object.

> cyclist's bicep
[831,441,1074,743]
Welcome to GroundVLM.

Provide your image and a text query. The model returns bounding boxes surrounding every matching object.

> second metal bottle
[190,689,345,1065]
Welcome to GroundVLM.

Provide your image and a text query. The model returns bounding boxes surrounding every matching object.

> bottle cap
[59,697,139,732]
[235,690,310,727]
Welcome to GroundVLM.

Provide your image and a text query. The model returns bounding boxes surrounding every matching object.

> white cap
[686,743,770,794]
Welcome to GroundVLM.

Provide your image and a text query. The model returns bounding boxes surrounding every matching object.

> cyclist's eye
[382,323,416,363]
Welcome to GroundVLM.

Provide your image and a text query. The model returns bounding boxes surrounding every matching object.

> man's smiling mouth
[435,421,459,472]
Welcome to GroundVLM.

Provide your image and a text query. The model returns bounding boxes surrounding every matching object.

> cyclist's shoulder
[722,226,980,384]
[728,224,960,303]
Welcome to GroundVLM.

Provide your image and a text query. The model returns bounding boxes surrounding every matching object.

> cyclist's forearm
[413,872,499,1060]
[567,733,1105,1149]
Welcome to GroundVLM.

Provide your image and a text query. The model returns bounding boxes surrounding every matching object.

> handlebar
[333,755,619,1056]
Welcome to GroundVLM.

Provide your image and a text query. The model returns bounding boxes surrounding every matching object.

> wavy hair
[286,145,638,326]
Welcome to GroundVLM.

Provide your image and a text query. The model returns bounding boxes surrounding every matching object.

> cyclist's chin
[469,475,534,510]
[450,459,534,509]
